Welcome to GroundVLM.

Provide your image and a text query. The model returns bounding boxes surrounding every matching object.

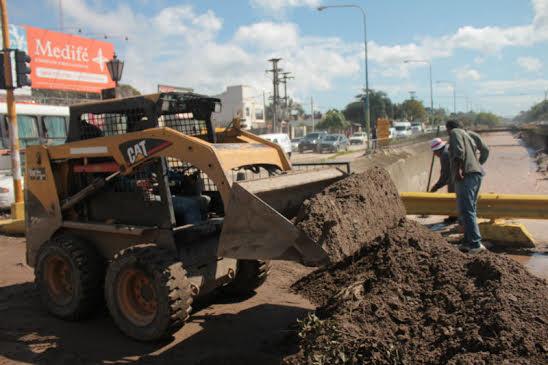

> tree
[345,89,394,126]
[265,97,305,121]
[316,109,350,132]
[475,112,500,127]
[396,99,427,122]
[514,100,548,123]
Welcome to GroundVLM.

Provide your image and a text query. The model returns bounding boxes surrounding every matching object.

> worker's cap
[430,138,446,151]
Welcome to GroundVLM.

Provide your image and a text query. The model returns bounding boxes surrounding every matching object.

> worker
[429,138,457,224]
[446,120,490,253]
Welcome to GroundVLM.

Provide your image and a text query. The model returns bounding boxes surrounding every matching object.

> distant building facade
[212,85,265,130]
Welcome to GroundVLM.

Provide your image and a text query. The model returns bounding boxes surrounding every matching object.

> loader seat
[169,170,211,225]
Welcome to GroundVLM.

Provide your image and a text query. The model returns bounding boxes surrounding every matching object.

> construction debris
[286,167,548,364]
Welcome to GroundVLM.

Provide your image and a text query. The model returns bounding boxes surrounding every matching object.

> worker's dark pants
[455,172,483,248]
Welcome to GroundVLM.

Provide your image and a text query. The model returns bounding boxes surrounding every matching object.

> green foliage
[265,98,305,121]
[475,112,500,127]
[345,90,394,126]
[395,99,427,122]
[514,100,548,123]
[117,83,141,97]
[316,109,350,132]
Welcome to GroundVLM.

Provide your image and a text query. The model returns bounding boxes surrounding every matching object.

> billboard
[26,26,115,93]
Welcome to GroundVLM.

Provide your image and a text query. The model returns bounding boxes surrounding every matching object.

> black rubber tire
[105,246,193,341]
[222,260,270,296]
[35,235,105,320]
[298,146,304,153]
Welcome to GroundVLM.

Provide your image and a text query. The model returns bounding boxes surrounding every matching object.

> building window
[255,109,264,120]
[245,107,250,117]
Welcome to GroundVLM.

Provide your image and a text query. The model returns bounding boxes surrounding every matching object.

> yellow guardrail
[400,192,548,220]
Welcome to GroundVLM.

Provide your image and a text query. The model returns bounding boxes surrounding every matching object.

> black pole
[426,125,441,192]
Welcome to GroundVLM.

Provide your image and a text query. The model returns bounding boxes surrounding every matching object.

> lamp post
[102,53,124,99]
[404,59,434,125]
[436,80,456,115]
[106,53,124,86]
[318,4,370,148]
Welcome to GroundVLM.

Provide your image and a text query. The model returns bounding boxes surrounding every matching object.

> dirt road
[0,236,313,364]
[0,131,545,364]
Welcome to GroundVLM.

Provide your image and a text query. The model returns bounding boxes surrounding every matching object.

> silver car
[317,134,350,153]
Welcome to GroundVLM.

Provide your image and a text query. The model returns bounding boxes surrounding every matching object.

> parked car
[259,133,292,157]
[0,173,24,210]
[298,131,327,153]
[411,123,423,134]
[392,121,412,138]
[291,138,302,152]
[349,132,367,145]
[317,134,350,153]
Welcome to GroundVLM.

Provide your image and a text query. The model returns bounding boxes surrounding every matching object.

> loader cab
[67,92,219,143]
[64,92,224,230]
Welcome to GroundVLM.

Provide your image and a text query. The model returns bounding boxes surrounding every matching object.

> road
[0,131,545,364]
[289,143,366,163]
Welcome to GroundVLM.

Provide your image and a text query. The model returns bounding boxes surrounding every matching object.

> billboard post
[0,0,24,210]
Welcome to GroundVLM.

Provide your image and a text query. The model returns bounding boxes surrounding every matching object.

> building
[212,85,265,130]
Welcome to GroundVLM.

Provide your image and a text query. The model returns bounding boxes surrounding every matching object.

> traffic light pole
[0,0,23,205]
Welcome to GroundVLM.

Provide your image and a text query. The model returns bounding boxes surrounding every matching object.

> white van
[259,133,292,157]
[392,121,412,138]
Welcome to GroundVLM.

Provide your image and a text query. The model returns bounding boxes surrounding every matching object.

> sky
[10,0,548,117]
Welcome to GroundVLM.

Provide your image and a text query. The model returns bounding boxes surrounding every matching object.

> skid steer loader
[25,92,349,341]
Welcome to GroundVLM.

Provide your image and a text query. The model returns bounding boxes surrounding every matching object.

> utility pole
[281,71,294,121]
[262,90,267,126]
[267,58,281,132]
[0,0,23,207]
[310,96,315,132]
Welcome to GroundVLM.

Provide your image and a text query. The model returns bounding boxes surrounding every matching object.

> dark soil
[294,166,406,262]
[286,167,548,365]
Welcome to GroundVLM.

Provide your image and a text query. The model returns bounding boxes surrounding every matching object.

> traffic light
[0,51,6,90]
[14,50,31,88]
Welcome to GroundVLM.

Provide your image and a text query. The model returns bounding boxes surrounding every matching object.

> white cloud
[52,0,359,98]
[517,56,543,72]
[367,0,548,68]
[453,66,481,81]
[49,0,548,116]
[250,0,320,11]
[234,22,299,49]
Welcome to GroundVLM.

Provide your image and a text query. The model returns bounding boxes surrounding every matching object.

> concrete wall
[521,127,548,153]
[351,142,437,192]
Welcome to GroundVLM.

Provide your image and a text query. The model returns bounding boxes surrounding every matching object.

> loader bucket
[218,168,347,266]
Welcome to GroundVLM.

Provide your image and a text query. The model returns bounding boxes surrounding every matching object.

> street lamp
[318,4,370,148]
[436,80,456,115]
[404,59,434,124]
[106,53,124,86]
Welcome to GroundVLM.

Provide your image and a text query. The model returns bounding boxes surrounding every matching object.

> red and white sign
[26,26,115,93]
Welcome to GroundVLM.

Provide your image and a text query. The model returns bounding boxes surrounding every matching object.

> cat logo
[127,140,148,164]
[119,138,173,165]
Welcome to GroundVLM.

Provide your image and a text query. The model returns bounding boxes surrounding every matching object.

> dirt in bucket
[286,167,548,364]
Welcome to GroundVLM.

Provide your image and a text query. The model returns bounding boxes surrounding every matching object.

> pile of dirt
[286,167,548,364]
[294,166,406,262]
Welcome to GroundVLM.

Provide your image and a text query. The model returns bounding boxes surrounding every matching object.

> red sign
[26,26,115,93]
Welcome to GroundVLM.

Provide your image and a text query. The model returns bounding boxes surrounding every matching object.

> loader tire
[35,235,105,320]
[105,246,192,341]
[222,260,270,296]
